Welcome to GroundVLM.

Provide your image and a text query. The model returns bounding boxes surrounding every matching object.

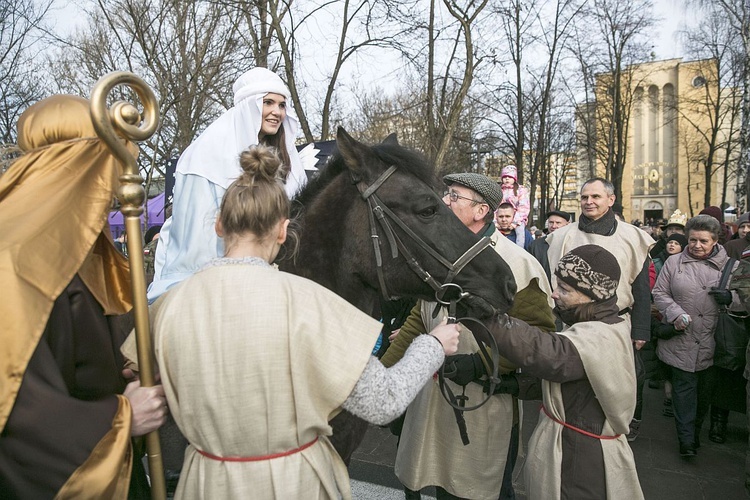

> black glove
[709,288,733,306]
[443,353,486,386]
[482,374,520,396]
[653,322,681,340]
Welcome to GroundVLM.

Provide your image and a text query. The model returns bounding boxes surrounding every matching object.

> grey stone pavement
[349,380,748,499]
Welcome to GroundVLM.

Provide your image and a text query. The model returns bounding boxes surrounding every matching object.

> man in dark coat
[725,212,750,259]
[0,95,167,498]
[528,209,571,283]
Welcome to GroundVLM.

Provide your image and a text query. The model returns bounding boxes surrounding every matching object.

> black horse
[280,127,516,462]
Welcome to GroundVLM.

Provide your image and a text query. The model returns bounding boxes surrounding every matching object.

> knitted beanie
[699,205,724,223]
[500,165,517,182]
[555,245,621,301]
[666,233,688,249]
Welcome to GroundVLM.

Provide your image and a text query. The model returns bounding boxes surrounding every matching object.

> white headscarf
[176,67,307,198]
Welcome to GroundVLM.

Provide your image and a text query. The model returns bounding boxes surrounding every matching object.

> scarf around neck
[578,209,617,236]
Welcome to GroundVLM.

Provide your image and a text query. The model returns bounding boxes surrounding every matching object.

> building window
[692,75,706,88]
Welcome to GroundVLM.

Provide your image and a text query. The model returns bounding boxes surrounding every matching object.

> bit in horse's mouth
[460,293,506,320]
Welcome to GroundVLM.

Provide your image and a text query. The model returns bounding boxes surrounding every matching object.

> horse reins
[352,165,492,301]
[352,166,503,445]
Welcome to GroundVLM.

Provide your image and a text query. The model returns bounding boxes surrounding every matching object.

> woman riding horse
[149,67,308,301]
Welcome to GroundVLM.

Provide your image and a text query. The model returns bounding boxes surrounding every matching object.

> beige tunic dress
[546,222,652,312]
[395,232,553,499]
[525,319,643,500]
[151,260,382,499]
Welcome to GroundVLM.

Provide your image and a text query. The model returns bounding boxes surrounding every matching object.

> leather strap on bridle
[437,305,502,445]
[352,166,492,301]
[351,165,501,444]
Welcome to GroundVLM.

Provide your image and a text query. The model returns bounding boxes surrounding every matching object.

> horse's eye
[418,206,437,218]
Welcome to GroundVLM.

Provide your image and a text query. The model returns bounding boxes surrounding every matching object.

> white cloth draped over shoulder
[148,68,307,301]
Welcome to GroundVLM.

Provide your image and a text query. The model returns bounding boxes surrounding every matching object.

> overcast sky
[651,0,691,59]
[48,0,693,123]
[52,0,691,56]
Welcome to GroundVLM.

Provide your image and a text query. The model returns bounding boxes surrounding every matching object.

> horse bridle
[352,165,502,445]
[352,165,492,304]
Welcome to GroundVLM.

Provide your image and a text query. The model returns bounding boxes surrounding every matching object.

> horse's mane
[291,141,438,218]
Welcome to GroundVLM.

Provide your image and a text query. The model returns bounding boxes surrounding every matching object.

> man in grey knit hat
[381,172,555,500]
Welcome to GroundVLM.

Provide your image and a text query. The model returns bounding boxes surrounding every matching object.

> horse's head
[291,127,513,318]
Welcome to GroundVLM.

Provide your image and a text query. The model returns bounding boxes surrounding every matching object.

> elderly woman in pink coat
[653,214,742,458]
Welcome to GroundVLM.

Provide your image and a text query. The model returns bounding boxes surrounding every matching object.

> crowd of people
[1,66,750,500]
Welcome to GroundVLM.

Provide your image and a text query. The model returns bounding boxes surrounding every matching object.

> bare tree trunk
[512,0,524,175]
[267,0,314,142]
[742,58,750,209]
[426,0,436,159]
[432,0,488,168]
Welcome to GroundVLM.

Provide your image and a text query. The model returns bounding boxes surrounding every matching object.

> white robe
[148,68,307,301]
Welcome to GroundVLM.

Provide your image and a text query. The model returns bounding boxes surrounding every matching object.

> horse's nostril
[505,280,517,302]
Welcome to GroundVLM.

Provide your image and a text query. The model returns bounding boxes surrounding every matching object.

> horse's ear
[382,133,399,146]
[336,127,372,178]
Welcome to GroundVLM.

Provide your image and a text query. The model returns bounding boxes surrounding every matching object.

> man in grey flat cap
[381,172,555,500]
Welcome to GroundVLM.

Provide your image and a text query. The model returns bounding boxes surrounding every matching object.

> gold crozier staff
[90,71,166,500]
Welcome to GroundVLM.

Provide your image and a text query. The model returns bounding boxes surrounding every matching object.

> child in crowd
[650,233,688,288]
[498,165,530,226]
[497,165,531,244]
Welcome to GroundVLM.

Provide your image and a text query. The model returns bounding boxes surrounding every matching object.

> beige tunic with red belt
[525,318,643,500]
[147,261,382,499]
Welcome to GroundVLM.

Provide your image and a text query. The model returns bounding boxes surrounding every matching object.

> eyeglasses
[443,190,484,205]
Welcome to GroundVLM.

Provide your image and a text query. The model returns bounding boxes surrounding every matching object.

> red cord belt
[195,437,319,462]
[541,404,621,440]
